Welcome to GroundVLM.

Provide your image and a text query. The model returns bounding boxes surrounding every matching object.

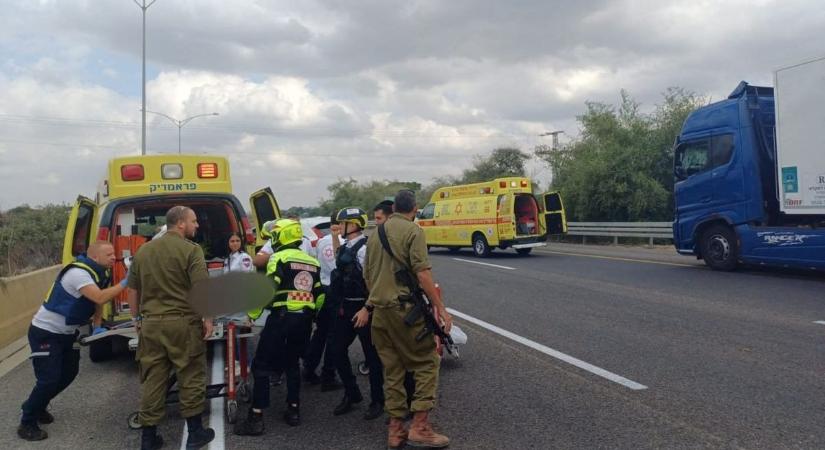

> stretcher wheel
[226,400,239,424]
[357,361,369,375]
[237,381,251,403]
[127,412,141,430]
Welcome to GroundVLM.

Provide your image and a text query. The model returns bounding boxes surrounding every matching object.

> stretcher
[96,319,258,429]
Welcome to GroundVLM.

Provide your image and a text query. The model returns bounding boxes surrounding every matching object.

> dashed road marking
[448,308,648,391]
[814,321,825,326]
[452,258,516,270]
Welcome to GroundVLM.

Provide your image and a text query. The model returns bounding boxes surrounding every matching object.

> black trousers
[21,325,80,425]
[332,300,384,405]
[303,286,337,380]
[251,310,312,408]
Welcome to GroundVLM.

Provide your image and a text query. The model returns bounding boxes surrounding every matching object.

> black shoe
[333,392,363,416]
[140,434,164,450]
[186,427,215,449]
[320,379,343,392]
[363,402,384,420]
[37,410,54,424]
[283,404,300,426]
[17,423,47,441]
[233,410,264,436]
[302,369,321,385]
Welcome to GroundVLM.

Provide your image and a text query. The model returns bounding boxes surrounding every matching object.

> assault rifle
[377,224,454,353]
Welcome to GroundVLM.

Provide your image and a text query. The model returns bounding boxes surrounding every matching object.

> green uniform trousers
[137,315,207,426]
[371,303,439,419]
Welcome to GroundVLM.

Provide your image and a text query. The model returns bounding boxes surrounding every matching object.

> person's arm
[78,282,126,305]
[126,287,141,331]
[410,229,452,333]
[253,241,273,268]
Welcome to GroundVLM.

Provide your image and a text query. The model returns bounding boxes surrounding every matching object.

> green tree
[461,147,531,184]
[0,204,71,276]
[319,179,422,214]
[536,89,703,221]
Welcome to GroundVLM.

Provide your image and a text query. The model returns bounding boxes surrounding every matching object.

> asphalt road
[1,243,823,449]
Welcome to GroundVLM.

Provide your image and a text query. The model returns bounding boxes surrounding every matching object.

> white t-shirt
[223,251,254,273]
[260,236,316,258]
[316,234,343,285]
[32,268,97,334]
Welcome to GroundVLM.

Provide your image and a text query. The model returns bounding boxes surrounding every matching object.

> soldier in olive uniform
[358,190,453,449]
[126,206,215,450]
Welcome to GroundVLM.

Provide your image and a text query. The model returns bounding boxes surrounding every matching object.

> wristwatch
[364,304,375,313]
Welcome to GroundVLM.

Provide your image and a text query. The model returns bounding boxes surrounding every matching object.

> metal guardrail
[567,222,673,245]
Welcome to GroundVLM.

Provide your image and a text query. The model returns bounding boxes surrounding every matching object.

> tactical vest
[43,255,111,325]
[332,237,368,301]
[250,247,324,319]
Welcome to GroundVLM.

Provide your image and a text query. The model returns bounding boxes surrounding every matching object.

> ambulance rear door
[540,192,567,235]
[249,187,282,247]
[62,196,98,264]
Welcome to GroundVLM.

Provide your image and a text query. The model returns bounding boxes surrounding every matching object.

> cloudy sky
[0,0,823,210]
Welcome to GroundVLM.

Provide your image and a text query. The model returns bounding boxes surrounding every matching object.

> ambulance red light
[198,163,218,178]
[521,180,528,187]
[121,164,145,181]
[440,192,446,198]
[499,181,507,188]
[483,187,492,194]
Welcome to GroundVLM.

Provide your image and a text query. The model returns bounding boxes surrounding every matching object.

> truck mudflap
[736,223,825,269]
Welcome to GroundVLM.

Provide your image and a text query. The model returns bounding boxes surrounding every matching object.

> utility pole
[134,0,158,155]
[539,130,564,150]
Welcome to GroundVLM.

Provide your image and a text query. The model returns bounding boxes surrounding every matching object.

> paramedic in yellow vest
[234,219,325,435]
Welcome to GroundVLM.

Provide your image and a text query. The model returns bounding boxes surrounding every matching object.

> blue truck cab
[673,82,825,271]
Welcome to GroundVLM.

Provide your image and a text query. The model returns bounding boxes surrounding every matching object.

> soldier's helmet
[268,219,303,251]
[335,207,369,229]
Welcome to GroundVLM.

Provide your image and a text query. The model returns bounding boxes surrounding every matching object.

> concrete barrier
[0,265,60,350]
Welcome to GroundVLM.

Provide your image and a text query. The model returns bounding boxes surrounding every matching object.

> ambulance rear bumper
[511,242,547,249]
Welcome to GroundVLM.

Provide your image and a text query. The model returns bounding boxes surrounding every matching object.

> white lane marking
[180,423,188,450]
[536,249,696,268]
[208,341,226,450]
[447,308,648,391]
[452,258,516,270]
[814,321,825,326]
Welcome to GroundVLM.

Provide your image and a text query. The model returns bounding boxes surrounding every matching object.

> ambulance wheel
[472,234,491,257]
[700,224,738,271]
[89,339,114,363]
[226,400,238,424]
[237,381,251,403]
[358,361,369,375]
[127,412,141,430]
[516,248,532,256]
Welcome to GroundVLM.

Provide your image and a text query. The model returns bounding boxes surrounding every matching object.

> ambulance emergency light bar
[119,162,220,181]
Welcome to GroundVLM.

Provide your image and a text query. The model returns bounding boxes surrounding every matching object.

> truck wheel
[700,225,738,271]
[516,248,532,256]
[472,234,491,257]
[89,339,113,362]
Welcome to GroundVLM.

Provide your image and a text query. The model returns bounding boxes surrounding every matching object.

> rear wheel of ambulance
[472,233,491,257]
[700,224,738,271]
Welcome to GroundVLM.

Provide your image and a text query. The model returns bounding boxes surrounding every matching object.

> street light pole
[145,111,219,154]
[539,130,564,150]
[134,0,158,156]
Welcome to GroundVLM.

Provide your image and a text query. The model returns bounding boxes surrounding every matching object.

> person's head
[165,206,198,238]
[287,214,301,223]
[269,219,303,252]
[87,241,116,269]
[329,211,341,236]
[335,207,368,238]
[226,232,243,253]
[373,200,394,225]
[393,190,417,217]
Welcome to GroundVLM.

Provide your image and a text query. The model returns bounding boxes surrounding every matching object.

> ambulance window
[71,203,95,256]
[252,195,277,225]
[420,203,435,219]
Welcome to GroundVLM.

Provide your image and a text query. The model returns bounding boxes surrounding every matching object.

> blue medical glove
[92,326,108,336]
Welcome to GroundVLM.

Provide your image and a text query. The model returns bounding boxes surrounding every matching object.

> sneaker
[17,423,47,441]
[283,404,300,427]
[363,402,384,420]
[186,427,215,449]
[37,410,54,424]
[233,410,264,436]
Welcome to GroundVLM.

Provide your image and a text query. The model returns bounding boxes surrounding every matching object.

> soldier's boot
[140,426,164,450]
[185,414,215,449]
[233,409,264,436]
[283,403,300,427]
[387,417,408,449]
[407,411,449,448]
[17,423,48,442]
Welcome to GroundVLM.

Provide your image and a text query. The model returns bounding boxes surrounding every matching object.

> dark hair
[165,206,193,227]
[393,190,416,213]
[225,232,243,249]
[373,200,393,217]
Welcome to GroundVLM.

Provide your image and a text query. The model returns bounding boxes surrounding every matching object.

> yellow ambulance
[63,154,283,360]
[417,177,566,257]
